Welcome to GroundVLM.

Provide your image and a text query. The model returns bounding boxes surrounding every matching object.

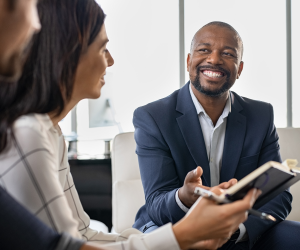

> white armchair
[110,128,300,232]
[111,132,145,233]
[277,128,300,221]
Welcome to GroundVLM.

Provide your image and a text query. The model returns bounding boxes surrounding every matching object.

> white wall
[91,0,180,132]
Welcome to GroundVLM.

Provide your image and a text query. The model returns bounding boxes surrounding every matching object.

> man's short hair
[191,21,244,59]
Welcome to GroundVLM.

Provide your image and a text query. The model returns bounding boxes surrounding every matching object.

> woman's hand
[173,187,261,250]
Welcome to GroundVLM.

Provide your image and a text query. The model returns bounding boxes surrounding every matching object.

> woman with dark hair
[0,0,260,249]
[0,0,122,243]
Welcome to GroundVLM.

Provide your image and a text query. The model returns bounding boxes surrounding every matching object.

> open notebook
[195,159,299,209]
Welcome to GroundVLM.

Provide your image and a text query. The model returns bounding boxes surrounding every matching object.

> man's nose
[206,51,223,65]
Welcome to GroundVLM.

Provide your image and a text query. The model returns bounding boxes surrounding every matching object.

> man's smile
[199,68,227,82]
[201,70,225,79]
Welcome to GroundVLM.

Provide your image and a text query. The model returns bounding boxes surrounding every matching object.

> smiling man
[133,22,295,249]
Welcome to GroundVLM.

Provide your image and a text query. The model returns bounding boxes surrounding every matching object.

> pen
[194,187,276,222]
[248,209,276,221]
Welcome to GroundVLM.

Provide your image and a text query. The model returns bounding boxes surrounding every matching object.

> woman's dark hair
[0,0,105,152]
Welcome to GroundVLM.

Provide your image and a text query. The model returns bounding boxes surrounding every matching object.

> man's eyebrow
[196,43,211,47]
[223,46,237,53]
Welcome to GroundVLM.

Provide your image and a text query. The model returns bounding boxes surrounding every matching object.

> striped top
[0,113,179,250]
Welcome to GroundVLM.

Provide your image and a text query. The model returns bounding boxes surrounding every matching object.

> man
[133,21,298,249]
[0,2,260,249]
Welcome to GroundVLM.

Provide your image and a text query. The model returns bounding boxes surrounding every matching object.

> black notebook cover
[224,167,300,209]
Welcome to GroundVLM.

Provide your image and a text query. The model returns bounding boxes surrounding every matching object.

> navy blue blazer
[133,82,292,249]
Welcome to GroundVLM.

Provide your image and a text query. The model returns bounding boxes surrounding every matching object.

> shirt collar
[34,113,62,135]
[189,83,231,119]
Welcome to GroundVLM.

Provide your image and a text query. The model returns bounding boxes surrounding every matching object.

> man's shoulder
[134,89,180,117]
[231,91,272,114]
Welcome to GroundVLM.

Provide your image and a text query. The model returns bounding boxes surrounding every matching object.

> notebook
[196,159,300,209]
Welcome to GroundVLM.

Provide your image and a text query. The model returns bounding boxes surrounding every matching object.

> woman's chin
[86,90,101,99]
[93,92,101,99]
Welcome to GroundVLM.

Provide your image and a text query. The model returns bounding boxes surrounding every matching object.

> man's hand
[218,178,238,189]
[178,166,237,208]
[173,187,261,250]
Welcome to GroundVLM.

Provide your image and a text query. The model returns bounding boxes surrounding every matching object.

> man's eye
[223,52,235,57]
[199,49,209,52]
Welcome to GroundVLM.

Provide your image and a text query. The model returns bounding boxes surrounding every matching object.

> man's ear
[236,61,244,79]
[187,53,191,72]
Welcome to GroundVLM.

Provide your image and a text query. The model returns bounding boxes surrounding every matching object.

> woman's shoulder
[13,113,50,135]
[12,113,54,152]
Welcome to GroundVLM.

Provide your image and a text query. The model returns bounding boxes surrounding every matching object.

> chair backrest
[277,128,300,221]
[111,132,145,233]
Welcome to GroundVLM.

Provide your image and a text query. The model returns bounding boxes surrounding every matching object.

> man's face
[187,25,243,97]
[0,0,41,80]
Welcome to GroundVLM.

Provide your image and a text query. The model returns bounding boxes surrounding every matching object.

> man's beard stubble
[190,65,233,97]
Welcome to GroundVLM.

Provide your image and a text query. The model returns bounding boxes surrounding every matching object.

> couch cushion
[277,128,300,221]
[112,179,145,233]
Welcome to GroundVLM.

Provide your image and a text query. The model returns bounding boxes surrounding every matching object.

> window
[185,0,287,127]
[292,0,300,127]
[60,0,298,148]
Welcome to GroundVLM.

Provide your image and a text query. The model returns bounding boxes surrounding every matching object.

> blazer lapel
[220,92,247,183]
[176,82,211,186]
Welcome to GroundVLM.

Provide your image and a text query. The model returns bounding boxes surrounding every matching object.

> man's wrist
[178,187,192,208]
[176,189,190,213]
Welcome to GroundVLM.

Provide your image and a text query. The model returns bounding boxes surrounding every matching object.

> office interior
[58,0,300,231]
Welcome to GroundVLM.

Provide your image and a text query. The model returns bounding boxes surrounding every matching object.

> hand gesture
[178,166,237,208]
[173,187,261,250]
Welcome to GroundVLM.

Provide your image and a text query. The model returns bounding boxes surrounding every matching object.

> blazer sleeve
[133,107,186,226]
[242,104,293,250]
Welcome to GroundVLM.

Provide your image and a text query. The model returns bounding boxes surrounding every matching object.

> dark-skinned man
[133,21,300,249]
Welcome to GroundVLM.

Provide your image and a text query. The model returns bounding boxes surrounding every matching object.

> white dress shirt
[189,83,231,186]
[0,113,180,250]
[175,83,247,242]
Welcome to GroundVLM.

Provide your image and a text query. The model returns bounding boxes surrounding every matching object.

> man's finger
[185,166,203,183]
[194,166,203,178]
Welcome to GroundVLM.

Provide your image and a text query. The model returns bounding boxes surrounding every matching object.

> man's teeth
[202,70,223,78]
